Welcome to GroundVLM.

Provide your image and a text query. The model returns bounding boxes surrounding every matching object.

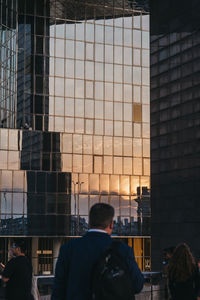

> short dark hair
[89,203,114,229]
[13,239,26,254]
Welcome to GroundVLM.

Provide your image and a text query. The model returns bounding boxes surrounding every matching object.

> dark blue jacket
[51,232,144,300]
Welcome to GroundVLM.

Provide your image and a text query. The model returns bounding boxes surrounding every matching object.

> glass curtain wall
[0,0,150,272]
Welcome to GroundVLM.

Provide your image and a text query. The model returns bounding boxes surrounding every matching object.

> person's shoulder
[60,238,82,252]
[114,241,133,257]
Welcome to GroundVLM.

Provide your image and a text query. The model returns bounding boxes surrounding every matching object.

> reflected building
[0,0,150,273]
[151,0,200,270]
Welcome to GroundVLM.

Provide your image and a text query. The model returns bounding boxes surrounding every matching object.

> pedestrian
[51,203,144,300]
[2,239,33,300]
[163,246,175,299]
[167,243,200,300]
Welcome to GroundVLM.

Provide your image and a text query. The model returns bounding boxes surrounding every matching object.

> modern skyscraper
[151,0,200,270]
[0,0,150,273]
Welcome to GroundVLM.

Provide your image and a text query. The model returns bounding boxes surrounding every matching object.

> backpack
[91,241,134,300]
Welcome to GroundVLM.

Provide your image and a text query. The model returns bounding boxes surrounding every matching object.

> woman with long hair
[167,243,200,300]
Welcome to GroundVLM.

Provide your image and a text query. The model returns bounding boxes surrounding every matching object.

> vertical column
[53,238,62,274]
[32,237,39,275]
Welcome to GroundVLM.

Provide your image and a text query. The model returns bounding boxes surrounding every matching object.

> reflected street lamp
[72,181,84,234]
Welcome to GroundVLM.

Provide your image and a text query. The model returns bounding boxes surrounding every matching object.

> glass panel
[114,137,122,155]
[124,29,132,46]
[95,101,104,119]
[105,83,113,101]
[131,176,140,195]
[86,81,94,98]
[90,174,99,193]
[105,102,113,120]
[76,60,84,79]
[105,121,113,136]
[124,122,132,137]
[0,151,8,169]
[66,59,74,77]
[73,135,82,154]
[134,86,141,103]
[79,195,88,215]
[142,31,149,49]
[0,129,8,149]
[133,30,141,48]
[9,130,18,150]
[95,63,104,81]
[86,120,93,134]
[114,83,122,101]
[134,123,141,138]
[142,105,150,123]
[79,174,88,193]
[105,45,113,63]
[134,49,141,65]
[95,120,103,135]
[100,174,109,193]
[83,135,92,154]
[124,138,132,156]
[124,158,132,175]
[114,46,122,64]
[13,171,24,190]
[75,99,84,117]
[110,175,119,194]
[114,157,122,174]
[124,47,132,65]
[104,156,112,174]
[121,176,130,195]
[8,151,19,170]
[65,117,74,133]
[83,155,92,173]
[73,154,82,172]
[95,25,104,43]
[94,136,103,155]
[133,158,142,175]
[76,42,84,60]
[114,103,122,121]
[114,121,123,136]
[143,158,150,176]
[85,100,94,118]
[105,26,113,44]
[94,156,102,174]
[133,67,141,85]
[133,138,142,157]
[121,196,130,216]
[133,104,142,122]
[143,139,150,157]
[65,79,74,97]
[66,40,74,58]
[134,15,141,29]
[65,98,74,117]
[104,137,112,155]
[124,103,132,121]
[95,44,104,62]
[55,98,64,116]
[62,154,72,172]
[95,82,104,100]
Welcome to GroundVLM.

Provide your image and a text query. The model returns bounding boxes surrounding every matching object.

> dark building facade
[151,0,200,270]
[0,0,150,273]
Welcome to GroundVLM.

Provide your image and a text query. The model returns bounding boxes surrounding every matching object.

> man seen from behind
[51,203,144,300]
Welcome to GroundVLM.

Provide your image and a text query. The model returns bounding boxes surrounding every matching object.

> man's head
[89,203,114,235]
[10,239,26,256]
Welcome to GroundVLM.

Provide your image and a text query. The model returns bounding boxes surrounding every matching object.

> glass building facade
[0,0,150,273]
[151,0,200,270]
